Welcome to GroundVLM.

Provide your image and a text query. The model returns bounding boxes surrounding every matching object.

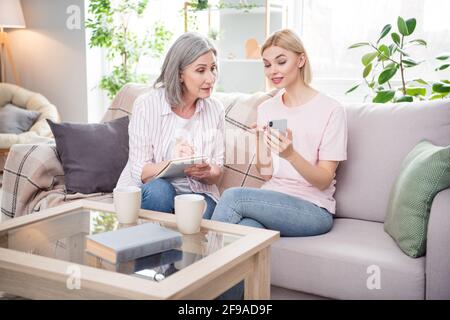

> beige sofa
[2,84,450,299]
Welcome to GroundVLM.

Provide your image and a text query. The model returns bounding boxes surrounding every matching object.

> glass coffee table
[0,200,279,299]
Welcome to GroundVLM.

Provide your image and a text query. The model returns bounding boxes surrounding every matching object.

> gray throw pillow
[0,103,41,134]
[47,116,129,194]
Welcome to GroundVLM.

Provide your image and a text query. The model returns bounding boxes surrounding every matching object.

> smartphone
[268,119,287,136]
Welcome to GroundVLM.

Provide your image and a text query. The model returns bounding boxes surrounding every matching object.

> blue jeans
[140,178,216,219]
[211,187,333,236]
[211,187,333,300]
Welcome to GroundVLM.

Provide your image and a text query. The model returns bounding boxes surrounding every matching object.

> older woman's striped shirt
[116,88,225,200]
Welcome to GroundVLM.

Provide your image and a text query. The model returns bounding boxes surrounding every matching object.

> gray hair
[154,32,217,107]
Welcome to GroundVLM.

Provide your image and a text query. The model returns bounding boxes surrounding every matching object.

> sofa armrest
[1,142,64,220]
[426,187,450,299]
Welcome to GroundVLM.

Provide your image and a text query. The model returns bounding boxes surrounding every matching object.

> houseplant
[347,16,450,103]
[86,0,173,99]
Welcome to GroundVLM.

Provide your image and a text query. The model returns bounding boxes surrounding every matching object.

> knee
[142,179,175,198]
[141,179,176,212]
[212,188,243,222]
[220,187,242,204]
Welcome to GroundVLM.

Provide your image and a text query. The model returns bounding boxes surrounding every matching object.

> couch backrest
[101,83,151,123]
[335,99,450,222]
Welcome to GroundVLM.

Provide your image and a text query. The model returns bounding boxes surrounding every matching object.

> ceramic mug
[113,186,141,224]
[174,194,206,234]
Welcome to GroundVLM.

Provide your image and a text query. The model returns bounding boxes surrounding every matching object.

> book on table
[85,223,183,264]
[154,155,208,179]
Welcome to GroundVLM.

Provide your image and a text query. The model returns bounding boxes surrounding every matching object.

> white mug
[113,186,142,224]
[174,194,206,234]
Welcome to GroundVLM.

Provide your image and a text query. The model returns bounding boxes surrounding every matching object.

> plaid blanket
[1,84,276,220]
[1,143,113,219]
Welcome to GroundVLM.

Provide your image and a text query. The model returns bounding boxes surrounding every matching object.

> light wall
[6,0,88,122]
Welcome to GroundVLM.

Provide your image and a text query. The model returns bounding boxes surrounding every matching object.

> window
[291,0,450,103]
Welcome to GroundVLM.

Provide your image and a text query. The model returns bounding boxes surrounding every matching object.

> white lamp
[0,0,26,85]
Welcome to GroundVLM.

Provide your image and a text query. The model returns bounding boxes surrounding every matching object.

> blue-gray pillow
[0,103,41,134]
[47,117,129,194]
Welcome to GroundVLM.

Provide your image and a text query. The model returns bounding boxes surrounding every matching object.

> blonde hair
[261,29,312,84]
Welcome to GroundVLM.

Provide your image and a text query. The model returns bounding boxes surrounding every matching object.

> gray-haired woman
[116,32,225,218]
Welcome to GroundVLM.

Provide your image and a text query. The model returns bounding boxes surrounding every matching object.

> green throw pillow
[384,140,450,258]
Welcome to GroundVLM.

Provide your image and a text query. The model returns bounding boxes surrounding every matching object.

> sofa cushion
[384,140,450,258]
[0,103,41,134]
[271,218,425,299]
[335,99,450,222]
[47,117,129,194]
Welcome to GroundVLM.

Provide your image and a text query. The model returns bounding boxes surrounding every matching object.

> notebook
[85,223,182,264]
[154,155,208,179]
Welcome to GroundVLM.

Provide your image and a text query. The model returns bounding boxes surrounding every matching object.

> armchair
[0,83,59,171]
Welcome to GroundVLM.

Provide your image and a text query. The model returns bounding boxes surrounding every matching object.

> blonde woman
[212,29,348,237]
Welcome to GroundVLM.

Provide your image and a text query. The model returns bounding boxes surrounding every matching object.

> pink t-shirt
[257,89,348,214]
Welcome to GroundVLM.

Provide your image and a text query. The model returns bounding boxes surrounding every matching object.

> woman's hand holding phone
[264,127,294,160]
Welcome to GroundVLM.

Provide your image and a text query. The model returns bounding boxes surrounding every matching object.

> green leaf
[429,93,446,100]
[378,67,397,84]
[348,42,371,49]
[388,44,397,56]
[432,82,450,93]
[411,79,429,85]
[373,90,396,103]
[436,53,450,61]
[378,44,390,61]
[391,32,401,45]
[435,64,450,71]
[405,18,417,35]
[396,95,414,102]
[363,64,372,78]
[377,24,392,43]
[362,52,378,66]
[408,39,427,46]
[385,62,398,70]
[402,58,421,67]
[397,17,408,36]
[345,84,360,94]
[406,87,427,96]
[395,45,410,57]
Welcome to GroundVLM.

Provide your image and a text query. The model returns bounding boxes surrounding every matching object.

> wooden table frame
[0,200,279,300]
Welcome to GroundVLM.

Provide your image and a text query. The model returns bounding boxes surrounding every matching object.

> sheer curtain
[291,0,450,103]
